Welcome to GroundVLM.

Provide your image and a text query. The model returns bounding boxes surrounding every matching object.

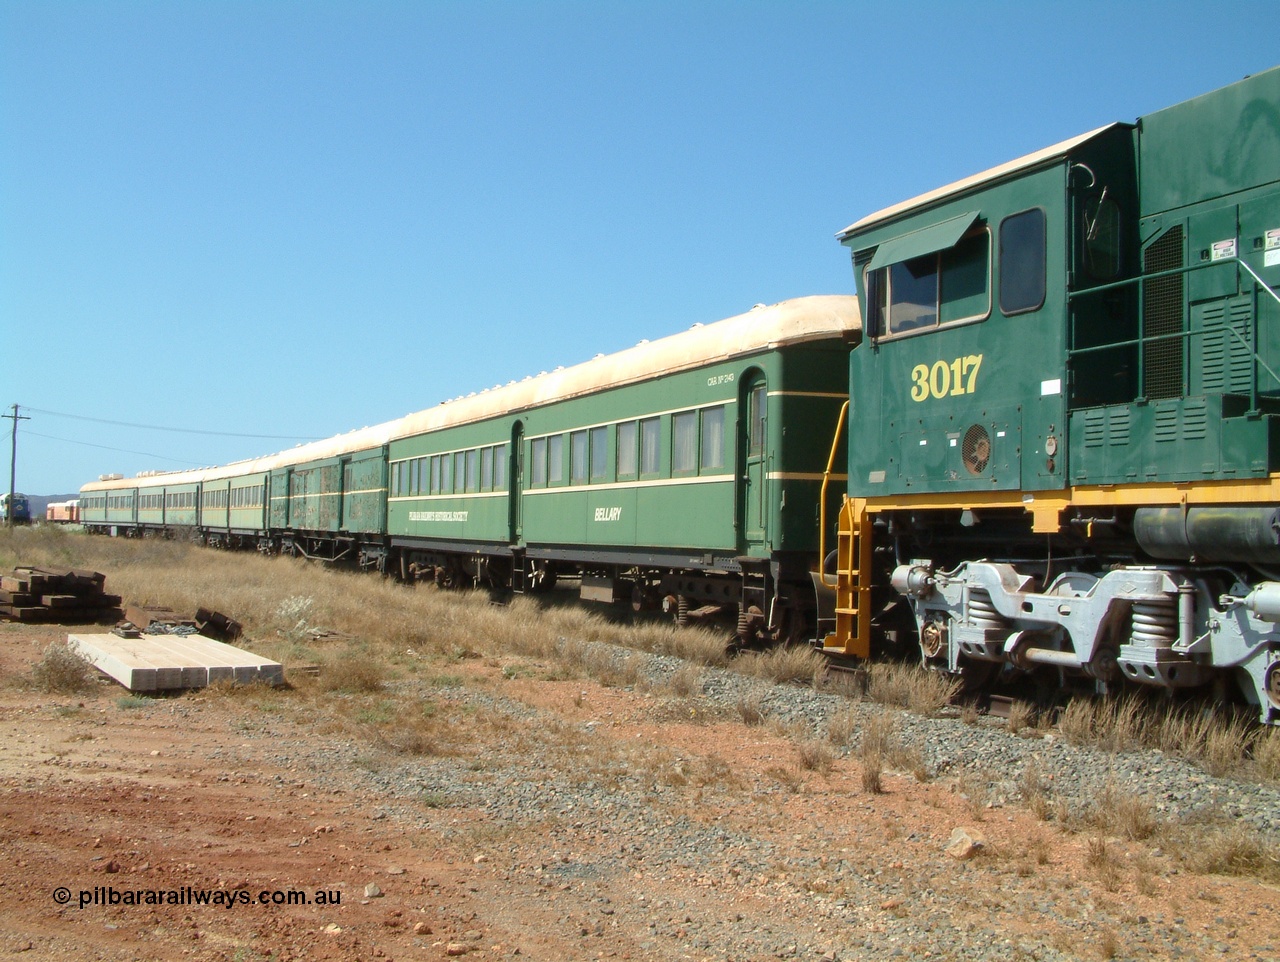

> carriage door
[741,375,768,548]
[509,421,524,543]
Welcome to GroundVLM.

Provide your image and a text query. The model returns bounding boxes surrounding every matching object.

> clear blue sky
[2,0,1275,495]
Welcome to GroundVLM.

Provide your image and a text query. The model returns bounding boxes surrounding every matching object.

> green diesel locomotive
[824,67,1280,722]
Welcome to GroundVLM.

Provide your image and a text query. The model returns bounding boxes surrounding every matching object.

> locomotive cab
[839,122,1138,513]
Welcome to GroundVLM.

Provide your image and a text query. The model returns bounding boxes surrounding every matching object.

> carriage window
[672,412,697,473]
[640,418,660,476]
[481,446,494,491]
[1000,208,1047,314]
[571,431,588,483]
[440,452,453,493]
[493,443,507,489]
[465,449,479,492]
[748,384,766,456]
[531,438,548,487]
[548,434,564,484]
[590,426,608,481]
[700,406,725,471]
[617,421,638,478]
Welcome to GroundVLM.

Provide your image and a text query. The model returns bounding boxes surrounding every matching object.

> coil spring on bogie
[966,588,1007,630]
[1131,598,1177,648]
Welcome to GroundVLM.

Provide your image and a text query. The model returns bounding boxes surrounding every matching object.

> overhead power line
[25,430,206,467]
[24,406,323,441]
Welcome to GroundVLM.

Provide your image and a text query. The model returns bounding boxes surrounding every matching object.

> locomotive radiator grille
[1142,225,1185,400]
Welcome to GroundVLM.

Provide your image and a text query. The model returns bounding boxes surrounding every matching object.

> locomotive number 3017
[910,354,984,402]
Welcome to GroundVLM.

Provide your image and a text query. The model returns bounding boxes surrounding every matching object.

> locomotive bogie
[893,557,1280,722]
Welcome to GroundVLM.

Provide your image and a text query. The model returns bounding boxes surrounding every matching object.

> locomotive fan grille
[1142,226,1185,400]
[962,424,991,475]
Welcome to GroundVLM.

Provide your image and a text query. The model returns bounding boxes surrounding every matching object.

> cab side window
[869,229,991,337]
[1000,208,1047,314]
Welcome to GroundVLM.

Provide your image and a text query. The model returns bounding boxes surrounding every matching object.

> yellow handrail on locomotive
[818,400,849,588]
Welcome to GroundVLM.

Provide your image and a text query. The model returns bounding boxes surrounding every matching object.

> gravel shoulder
[2,618,1279,962]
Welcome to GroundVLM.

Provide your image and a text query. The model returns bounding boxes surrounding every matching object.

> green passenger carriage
[81,296,859,645]
[386,296,858,640]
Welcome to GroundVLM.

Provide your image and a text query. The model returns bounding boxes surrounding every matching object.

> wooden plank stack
[67,633,284,691]
[0,566,123,623]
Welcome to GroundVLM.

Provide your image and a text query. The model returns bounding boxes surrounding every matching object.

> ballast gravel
[217,641,1280,962]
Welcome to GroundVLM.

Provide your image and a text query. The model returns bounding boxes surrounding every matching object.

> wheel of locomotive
[953,658,1000,697]
[1265,660,1280,710]
[782,605,809,647]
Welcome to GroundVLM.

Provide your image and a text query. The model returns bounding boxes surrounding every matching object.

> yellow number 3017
[910,354,984,402]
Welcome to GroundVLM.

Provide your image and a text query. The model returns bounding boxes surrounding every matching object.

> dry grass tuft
[857,710,902,794]
[1253,728,1280,781]
[765,764,804,793]
[796,738,834,774]
[1085,836,1123,892]
[859,749,883,794]
[957,769,991,819]
[1057,698,1098,746]
[1096,928,1120,960]
[665,663,703,698]
[824,707,859,747]
[865,662,959,715]
[1091,780,1158,841]
[736,692,767,726]
[1185,823,1280,882]
[1018,761,1053,821]
[734,645,825,685]
[318,651,388,693]
[1057,695,1257,778]
[1201,718,1251,778]
[1006,699,1035,735]
[31,640,98,694]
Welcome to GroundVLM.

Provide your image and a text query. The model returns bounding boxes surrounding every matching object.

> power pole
[4,404,30,527]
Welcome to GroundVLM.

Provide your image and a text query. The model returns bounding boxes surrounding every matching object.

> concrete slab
[67,633,284,692]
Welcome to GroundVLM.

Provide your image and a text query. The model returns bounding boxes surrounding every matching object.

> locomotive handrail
[1067,256,1280,404]
[818,400,849,588]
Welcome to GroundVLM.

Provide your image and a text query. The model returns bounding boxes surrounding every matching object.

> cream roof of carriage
[81,294,860,494]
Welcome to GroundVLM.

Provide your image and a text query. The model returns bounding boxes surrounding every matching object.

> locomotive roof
[81,294,860,494]
[836,124,1122,241]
